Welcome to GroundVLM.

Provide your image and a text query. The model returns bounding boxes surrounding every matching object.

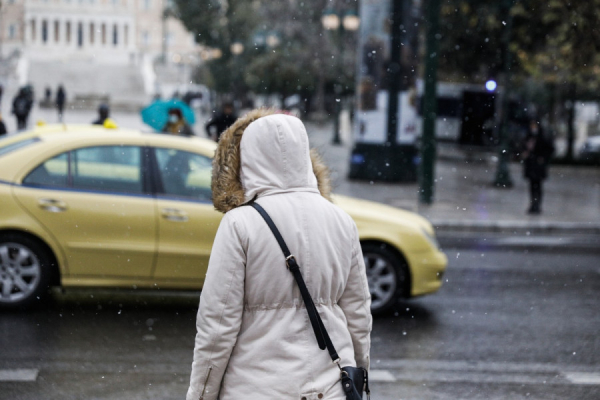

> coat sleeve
[187,212,247,400]
[338,222,372,370]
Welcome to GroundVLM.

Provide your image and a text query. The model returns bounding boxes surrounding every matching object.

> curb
[431,220,600,235]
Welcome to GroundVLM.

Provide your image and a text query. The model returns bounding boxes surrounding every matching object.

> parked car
[0,125,447,313]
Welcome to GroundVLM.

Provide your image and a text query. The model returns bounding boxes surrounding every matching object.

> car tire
[0,233,56,310]
[361,242,409,315]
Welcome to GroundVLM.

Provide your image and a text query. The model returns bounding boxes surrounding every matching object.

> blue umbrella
[141,99,196,131]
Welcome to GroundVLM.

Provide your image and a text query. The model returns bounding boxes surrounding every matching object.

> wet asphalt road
[1,245,599,400]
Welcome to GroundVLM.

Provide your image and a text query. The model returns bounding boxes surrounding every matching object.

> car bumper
[406,249,448,297]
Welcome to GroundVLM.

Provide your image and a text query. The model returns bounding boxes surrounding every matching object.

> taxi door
[150,147,223,286]
[13,146,157,280]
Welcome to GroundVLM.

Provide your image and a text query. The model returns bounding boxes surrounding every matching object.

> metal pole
[386,0,403,145]
[419,0,441,204]
[493,0,514,188]
[0,1,4,60]
[332,22,344,145]
[161,9,168,64]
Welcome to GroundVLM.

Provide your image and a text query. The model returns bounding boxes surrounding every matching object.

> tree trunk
[314,72,326,114]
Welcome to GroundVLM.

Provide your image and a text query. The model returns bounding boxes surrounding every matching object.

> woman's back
[187,111,371,400]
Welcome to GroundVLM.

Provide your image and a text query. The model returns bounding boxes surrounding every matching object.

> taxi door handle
[38,198,68,212]
[161,208,189,222]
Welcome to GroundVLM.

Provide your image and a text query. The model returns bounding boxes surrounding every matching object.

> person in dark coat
[522,120,554,214]
[12,88,33,130]
[92,104,110,125]
[162,108,194,137]
[56,85,66,122]
[205,102,237,142]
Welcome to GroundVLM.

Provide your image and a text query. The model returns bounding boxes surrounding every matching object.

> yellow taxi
[0,125,447,313]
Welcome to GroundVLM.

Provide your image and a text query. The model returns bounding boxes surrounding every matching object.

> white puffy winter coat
[187,111,372,400]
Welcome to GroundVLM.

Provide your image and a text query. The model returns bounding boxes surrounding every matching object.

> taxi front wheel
[362,242,409,315]
[0,234,55,310]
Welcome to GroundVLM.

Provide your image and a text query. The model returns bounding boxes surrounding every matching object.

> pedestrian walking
[92,104,110,125]
[204,102,237,142]
[187,109,372,400]
[56,85,66,122]
[522,119,554,214]
[11,87,33,130]
[162,108,194,137]
[44,87,52,104]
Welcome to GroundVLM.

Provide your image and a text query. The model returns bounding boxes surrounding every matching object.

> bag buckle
[333,358,346,377]
[285,255,296,270]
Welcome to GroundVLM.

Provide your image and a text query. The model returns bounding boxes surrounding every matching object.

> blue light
[485,80,497,91]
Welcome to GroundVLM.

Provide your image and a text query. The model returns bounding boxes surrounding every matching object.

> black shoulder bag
[249,202,370,400]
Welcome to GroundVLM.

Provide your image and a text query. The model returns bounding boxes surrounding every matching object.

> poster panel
[354,0,421,145]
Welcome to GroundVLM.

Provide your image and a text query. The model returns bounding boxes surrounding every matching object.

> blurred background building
[0,0,200,108]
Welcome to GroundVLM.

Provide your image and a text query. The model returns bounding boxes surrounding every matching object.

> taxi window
[23,152,69,187]
[155,148,212,201]
[72,146,143,194]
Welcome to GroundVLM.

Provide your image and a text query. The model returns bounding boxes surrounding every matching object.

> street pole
[419,0,441,205]
[161,9,168,64]
[493,0,515,188]
[332,24,344,145]
[0,1,3,60]
[386,0,403,146]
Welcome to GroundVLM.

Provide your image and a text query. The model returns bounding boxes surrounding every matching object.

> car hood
[332,194,435,235]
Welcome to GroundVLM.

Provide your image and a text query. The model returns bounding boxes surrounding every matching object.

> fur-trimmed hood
[211,108,331,213]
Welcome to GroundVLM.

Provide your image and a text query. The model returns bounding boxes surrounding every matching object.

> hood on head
[211,108,331,213]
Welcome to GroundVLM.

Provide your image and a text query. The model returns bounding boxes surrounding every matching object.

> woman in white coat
[187,109,372,400]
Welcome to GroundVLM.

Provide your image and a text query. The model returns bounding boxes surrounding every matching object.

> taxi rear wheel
[362,242,409,315]
[0,234,55,310]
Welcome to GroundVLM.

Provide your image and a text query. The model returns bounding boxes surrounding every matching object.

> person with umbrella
[141,99,196,136]
[162,107,194,137]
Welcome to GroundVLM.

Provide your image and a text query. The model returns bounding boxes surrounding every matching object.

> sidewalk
[305,121,600,235]
[16,107,600,234]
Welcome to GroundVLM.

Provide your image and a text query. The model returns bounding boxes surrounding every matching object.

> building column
[32,17,40,45]
[67,19,76,50]
[38,16,46,45]
[24,17,32,45]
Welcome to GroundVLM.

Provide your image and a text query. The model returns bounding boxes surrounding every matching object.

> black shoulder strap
[249,202,340,363]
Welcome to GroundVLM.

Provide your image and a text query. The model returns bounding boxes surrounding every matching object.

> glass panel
[23,152,68,187]
[72,146,142,193]
[155,148,212,201]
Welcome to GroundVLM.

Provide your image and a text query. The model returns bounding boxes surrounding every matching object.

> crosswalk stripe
[370,370,397,382]
[564,372,600,385]
[0,369,38,382]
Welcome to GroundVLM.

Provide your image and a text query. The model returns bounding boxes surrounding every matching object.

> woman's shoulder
[222,205,254,224]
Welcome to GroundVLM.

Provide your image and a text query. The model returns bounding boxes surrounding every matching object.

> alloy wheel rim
[0,243,41,303]
[364,252,397,310]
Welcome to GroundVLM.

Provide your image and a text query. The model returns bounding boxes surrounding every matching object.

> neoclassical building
[0,0,200,105]
[1,0,198,63]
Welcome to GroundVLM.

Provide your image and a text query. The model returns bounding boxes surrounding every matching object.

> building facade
[0,0,199,65]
